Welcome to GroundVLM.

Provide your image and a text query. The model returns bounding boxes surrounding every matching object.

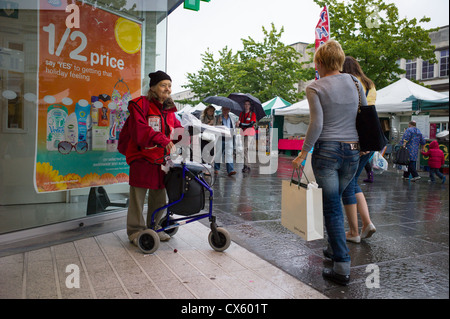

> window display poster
[412,115,430,139]
[35,0,141,193]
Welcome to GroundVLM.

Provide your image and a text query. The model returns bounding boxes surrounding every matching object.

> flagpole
[314,5,330,80]
[326,5,330,38]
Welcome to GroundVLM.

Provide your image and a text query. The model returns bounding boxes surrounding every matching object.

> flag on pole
[315,5,330,80]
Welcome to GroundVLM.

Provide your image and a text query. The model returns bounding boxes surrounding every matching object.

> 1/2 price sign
[35,0,142,193]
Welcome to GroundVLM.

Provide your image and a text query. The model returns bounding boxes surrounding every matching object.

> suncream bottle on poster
[46,103,68,151]
[108,102,118,140]
[75,99,90,142]
[99,106,109,127]
[92,101,102,126]
[86,114,92,150]
[91,96,99,125]
[98,94,111,127]
[64,112,78,144]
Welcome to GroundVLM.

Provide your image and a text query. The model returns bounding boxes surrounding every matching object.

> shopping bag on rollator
[281,166,323,241]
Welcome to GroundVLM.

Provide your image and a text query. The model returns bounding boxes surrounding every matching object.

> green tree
[236,24,313,102]
[181,47,239,106]
[182,24,313,105]
[314,0,438,89]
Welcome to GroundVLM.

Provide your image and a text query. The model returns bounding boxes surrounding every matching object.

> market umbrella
[203,96,242,115]
[262,96,291,116]
[227,93,265,121]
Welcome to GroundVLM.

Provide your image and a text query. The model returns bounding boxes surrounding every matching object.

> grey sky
[167,0,449,94]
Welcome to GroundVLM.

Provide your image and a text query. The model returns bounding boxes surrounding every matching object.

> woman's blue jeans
[342,151,374,205]
[312,141,360,275]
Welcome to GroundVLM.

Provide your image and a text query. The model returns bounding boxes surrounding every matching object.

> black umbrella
[227,93,265,121]
[203,96,242,116]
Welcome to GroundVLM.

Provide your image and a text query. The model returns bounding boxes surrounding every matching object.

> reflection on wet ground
[207,154,449,299]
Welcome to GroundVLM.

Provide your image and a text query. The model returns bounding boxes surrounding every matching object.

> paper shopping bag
[300,153,316,184]
[281,172,323,241]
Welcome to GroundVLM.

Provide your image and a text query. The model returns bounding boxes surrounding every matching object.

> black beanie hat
[149,70,172,87]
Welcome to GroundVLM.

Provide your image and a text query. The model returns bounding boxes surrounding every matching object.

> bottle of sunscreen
[64,112,78,144]
[98,94,111,127]
[46,104,68,151]
[75,99,91,142]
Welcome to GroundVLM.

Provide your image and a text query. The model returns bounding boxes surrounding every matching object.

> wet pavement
[208,154,449,299]
[0,154,448,300]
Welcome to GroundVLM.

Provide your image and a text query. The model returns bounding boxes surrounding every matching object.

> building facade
[0,0,184,239]
[171,89,197,111]
[397,25,449,140]
[399,25,449,93]
[289,41,315,95]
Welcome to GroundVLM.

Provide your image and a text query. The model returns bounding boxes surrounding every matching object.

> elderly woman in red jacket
[125,71,182,244]
[422,140,446,184]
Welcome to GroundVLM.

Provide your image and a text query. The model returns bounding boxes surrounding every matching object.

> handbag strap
[351,76,362,113]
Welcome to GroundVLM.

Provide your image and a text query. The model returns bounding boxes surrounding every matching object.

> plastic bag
[371,151,388,174]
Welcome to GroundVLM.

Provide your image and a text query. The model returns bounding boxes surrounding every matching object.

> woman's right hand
[165,141,176,154]
[292,151,307,169]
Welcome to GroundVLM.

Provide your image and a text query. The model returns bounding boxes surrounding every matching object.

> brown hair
[314,39,345,72]
[146,88,158,101]
[342,56,374,90]
[202,105,216,117]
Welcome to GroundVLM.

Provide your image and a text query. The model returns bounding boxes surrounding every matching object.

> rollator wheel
[208,227,231,252]
[137,229,160,254]
[158,215,179,237]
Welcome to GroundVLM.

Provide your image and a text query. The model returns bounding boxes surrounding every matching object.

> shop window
[405,59,416,80]
[421,60,434,79]
[440,49,449,77]
[1,42,25,132]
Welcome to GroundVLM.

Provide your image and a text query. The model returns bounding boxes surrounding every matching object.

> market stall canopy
[274,98,310,116]
[177,105,194,115]
[272,78,449,116]
[262,96,291,116]
[375,78,449,113]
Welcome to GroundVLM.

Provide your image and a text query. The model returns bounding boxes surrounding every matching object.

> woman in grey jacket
[293,40,366,286]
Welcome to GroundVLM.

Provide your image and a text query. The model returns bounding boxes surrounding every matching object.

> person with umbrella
[214,106,237,177]
[200,104,216,125]
[237,99,257,173]
[227,93,265,173]
[203,96,241,176]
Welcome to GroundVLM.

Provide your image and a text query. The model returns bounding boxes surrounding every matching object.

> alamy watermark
[365,264,380,289]
[365,6,381,29]
[170,126,279,175]
[65,264,80,289]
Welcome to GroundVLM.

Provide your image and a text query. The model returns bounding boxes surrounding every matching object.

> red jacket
[239,111,256,136]
[126,96,182,189]
[421,140,445,169]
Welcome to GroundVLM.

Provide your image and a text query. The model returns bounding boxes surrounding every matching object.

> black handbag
[352,78,388,152]
[393,146,410,165]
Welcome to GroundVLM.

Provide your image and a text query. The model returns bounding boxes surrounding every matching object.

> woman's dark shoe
[323,248,333,259]
[322,268,350,286]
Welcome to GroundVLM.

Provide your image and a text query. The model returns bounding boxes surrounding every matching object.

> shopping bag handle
[290,166,310,189]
